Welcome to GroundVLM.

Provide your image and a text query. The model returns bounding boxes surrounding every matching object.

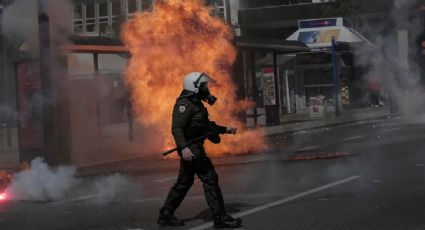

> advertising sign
[262,67,276,106]
[299,19,337,29]
[298,29,340,44]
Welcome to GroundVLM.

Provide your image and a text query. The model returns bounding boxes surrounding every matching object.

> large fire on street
[121,0,265,156]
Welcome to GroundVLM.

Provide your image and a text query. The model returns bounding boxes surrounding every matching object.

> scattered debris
[285,151,355,161]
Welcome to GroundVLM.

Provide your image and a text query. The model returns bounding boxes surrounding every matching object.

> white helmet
[183,72,209,93]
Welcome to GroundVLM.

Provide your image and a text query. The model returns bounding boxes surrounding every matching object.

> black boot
[213,214,242,228]
[158,208,184,226]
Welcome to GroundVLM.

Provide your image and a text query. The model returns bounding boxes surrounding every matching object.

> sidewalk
[265,106,394,136]
[76,106,395,176]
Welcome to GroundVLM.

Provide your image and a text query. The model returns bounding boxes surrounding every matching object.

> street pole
[37,0,54,163]
[331,36,340,117]
[250,50,258,127]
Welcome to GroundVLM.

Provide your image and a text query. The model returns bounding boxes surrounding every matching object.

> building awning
[61,35,128,54]
[287,18,374,49]
[235,36,310,53]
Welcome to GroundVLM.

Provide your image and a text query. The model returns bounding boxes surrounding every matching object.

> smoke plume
[354,0,425,118]
[1,0,73,56]
[5,158,129,203]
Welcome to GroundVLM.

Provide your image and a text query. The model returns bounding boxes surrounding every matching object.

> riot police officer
[158,72,242,228]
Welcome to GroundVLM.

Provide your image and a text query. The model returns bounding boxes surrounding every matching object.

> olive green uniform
[161,90,227,216]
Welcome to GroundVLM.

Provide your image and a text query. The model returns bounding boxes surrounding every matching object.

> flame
[0,170,13,191]
[121,0,265,156]
[0,192,7,201]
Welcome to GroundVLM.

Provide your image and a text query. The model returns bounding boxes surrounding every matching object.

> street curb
[75,113,398,175]
[266,114,397,137]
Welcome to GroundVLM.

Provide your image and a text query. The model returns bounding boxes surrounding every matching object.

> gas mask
[193,73,217,105]
[199,82,217,105]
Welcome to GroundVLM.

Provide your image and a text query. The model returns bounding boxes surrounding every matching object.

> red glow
[0,193,7,201]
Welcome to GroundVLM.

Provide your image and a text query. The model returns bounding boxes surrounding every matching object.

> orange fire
[0,170,13,192]
[121,0,265,156]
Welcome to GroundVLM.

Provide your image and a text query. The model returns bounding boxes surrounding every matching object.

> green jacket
[172,90,227,153]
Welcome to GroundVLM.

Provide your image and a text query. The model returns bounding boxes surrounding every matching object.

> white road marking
[342,135,365,142]
[188,175,362,230]
[296,145,323,151]
[52,194,100,205]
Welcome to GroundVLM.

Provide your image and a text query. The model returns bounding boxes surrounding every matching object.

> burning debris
[0,170,14,202]
[285,151,355,161]
[121,0,265,157]
[0,170,13,192]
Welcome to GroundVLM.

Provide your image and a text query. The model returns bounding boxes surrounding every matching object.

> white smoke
[6,157,77,201]
[5,157,129,203]
[92,173,130,204]
[354,0,425,117]
[1,0,73,57]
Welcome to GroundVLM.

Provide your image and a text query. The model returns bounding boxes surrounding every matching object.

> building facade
[71,0,231,37]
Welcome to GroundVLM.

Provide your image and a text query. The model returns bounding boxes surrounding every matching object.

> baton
[161,131,218,156]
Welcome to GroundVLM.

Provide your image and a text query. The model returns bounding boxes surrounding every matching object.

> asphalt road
[1,116,425,230]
